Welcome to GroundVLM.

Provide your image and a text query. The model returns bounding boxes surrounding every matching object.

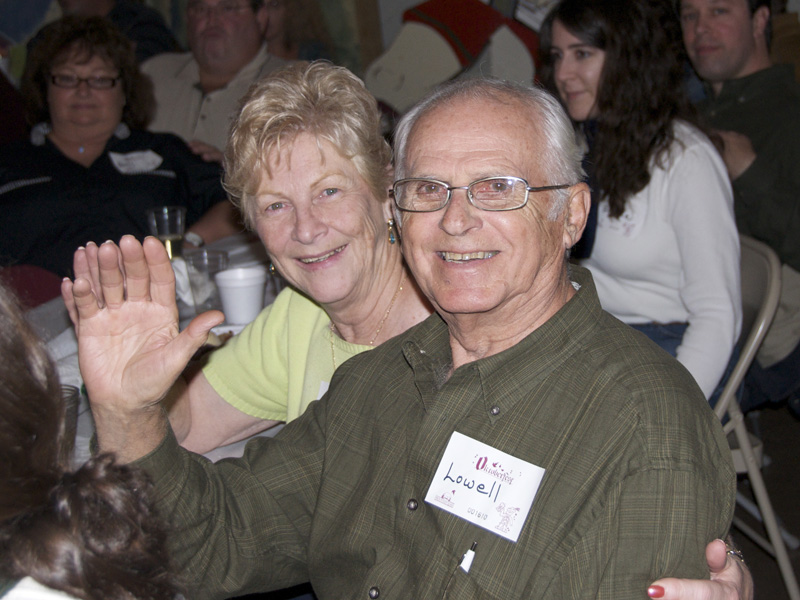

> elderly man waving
[65,78,738,599]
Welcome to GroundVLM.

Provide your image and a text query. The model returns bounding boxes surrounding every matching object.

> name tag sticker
[109,150,163,173]
[425,431,545,542]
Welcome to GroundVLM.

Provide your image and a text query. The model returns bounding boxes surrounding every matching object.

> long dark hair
[21,15,154,129]
[540,0,698,218]
[0,282,180,599]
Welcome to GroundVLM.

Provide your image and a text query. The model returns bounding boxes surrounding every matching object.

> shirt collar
[401,265,603,418]
[186,43,271,93]
[709,64,793,103]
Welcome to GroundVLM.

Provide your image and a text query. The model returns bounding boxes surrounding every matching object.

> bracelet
[184,231,205,247]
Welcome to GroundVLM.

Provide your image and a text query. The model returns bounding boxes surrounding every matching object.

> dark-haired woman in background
[540,0,741,402]
[0,281,180,600]
[0,16,237,278]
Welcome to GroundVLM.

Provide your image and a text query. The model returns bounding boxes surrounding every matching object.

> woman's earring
[387,219,397,245]
[269,263,277,275]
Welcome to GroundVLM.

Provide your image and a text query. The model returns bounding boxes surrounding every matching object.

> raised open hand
[62,235,224,461]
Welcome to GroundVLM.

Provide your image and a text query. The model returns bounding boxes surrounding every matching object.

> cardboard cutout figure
[365,0,540,114]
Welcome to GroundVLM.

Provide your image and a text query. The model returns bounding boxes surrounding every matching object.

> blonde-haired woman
[135,60,431,451]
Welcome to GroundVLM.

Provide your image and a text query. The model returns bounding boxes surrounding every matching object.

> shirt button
[368,586,380,598]
[490,405,500,416]
[407,498,418,511]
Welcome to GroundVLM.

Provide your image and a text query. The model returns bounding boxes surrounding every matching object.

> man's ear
[752,5,770,41]
[255,3,270,35]
[563,182,590,250]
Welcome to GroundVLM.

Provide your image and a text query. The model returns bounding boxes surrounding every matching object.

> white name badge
[109,150,163,173]
[425,431,545,542]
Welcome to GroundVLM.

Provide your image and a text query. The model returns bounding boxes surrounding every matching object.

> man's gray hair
[393,78,585,219]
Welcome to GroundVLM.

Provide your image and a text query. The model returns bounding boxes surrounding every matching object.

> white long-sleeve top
[581,121,742,398]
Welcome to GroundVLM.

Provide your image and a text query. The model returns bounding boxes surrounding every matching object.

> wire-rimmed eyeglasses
[50,74,121,89]
[392,176,571,213]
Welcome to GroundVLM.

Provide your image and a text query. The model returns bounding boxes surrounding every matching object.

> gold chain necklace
[329,272,406,369]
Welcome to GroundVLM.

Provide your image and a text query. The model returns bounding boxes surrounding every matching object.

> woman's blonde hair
[224,61,392,229]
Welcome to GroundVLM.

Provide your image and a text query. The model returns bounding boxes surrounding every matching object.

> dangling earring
[269,262,277,275]
[387,219,397,244]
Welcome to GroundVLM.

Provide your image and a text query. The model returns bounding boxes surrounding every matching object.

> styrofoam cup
[215,266,268,325]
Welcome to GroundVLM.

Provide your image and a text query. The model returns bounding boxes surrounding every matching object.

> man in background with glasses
[69,78,738,599]
[141,0,288,164]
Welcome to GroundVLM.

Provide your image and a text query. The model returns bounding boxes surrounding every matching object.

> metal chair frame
[714,235,799,600]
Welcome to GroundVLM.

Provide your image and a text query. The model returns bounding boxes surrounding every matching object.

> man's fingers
[73,246,91,282]
[72,244,104,307]
[61,277,79,326]
[70,277,101,321]
[142,236,179,307]
[185,310,225,337]
[119,235,151,301]
[96,241,126,306]
[166,310,225,369]
[85,242,104,303]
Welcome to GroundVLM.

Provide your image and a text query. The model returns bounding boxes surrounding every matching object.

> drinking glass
[146,206,187,259]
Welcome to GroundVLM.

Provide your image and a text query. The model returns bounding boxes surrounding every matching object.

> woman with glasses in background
[0,16,237,279]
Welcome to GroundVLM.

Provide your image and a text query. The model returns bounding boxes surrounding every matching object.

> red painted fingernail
[648,585,665,598]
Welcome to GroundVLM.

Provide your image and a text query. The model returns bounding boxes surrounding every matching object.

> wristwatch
[184,231,205,247]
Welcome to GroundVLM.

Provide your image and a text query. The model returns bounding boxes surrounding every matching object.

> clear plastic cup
[184,249,229,314]
[146,206,187,259]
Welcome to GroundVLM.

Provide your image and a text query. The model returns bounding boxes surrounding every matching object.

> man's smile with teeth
[439,251,498,262]
[299,246,345,264]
